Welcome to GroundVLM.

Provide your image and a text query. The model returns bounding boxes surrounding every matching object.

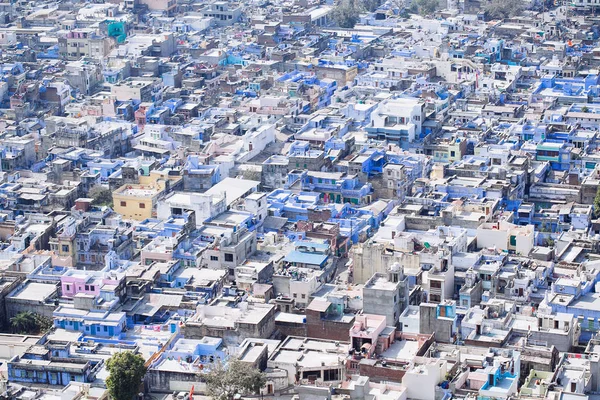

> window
[224,253,234,262]
[66,284,71,291]
[85,285,90,291]
[210,255,219,261]
[89,285,95,291]
[430,294,441,303]
[104,326,108,332]
[450,151,456,157]
[120,201,126,207]
[301,294,306,299]
[431,280,442,289]
[323,369,340,381]
[139,203,146,209]
[62,245,69,253]
[293,293,297,298]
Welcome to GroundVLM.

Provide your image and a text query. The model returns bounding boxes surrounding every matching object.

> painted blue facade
[87,159,124,180]
[8,345,102,386]
[53,307,127,338]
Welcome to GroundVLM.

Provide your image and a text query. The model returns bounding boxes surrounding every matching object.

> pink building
[61,270,122,299]
[349,314,388,359]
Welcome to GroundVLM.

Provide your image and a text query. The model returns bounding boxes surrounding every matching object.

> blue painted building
[297,170,373,205]
[544,274,600,342]
[284,240,331,269]
[87,159,124,181]
[8,344,102,386]
[53,306,127,338]
[267,189,320,222]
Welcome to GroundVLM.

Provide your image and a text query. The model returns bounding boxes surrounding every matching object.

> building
[362,268,408,328]
[366,98,426,144]
[113,182,167,221]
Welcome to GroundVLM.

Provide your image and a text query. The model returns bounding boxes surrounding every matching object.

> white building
[476,221,535,256]
[156,192,226,226]
[402,358,447,400]
[367,98,425,144]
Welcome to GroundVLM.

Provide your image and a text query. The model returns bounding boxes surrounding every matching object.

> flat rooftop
[381,340,420,361]
[205,177,259,206]
[10,282,56,301]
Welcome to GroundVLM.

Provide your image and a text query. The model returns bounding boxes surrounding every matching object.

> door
[91,325,96,335]
[73,321,79,330]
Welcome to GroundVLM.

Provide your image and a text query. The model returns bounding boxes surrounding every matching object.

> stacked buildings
[1,0,600,399]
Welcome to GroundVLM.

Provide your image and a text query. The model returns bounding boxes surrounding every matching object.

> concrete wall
[306,309,354,342]
[351,243,395,284]
[146,369,207,393]
[275,319,307,338]
[6,297,57,320]
[358,361,405,383]
[363,279,401,327]
[419,303,453,343]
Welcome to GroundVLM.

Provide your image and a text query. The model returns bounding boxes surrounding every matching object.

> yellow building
[139,168,183,188]
[112,182,166,221]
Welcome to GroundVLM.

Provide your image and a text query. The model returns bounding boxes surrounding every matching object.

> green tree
[582,106,590,113]
[332,0,362,28]
[484,0,523,19]
[106,351,147,400]
[594,185,600,219]
[415,0,439,15]
[89,186,113,207]
[203,359,267,400]
[10,312,52,334]
[364,0,382,12]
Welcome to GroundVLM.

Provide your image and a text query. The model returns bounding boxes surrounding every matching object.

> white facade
[402,359,447,400]
[369,98,425,142]
[476,221,534,255]
[157,192,226,225]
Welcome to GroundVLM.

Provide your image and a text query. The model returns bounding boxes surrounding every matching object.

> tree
[332,0,362,28]
[89,186,113,207]
[106,351,147,400]
[415,0,439,15]
[484,0,523,19]
[594,185,600,219]
[10,312,53,334]
[203,359,267,400]
[364,0,382,12]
